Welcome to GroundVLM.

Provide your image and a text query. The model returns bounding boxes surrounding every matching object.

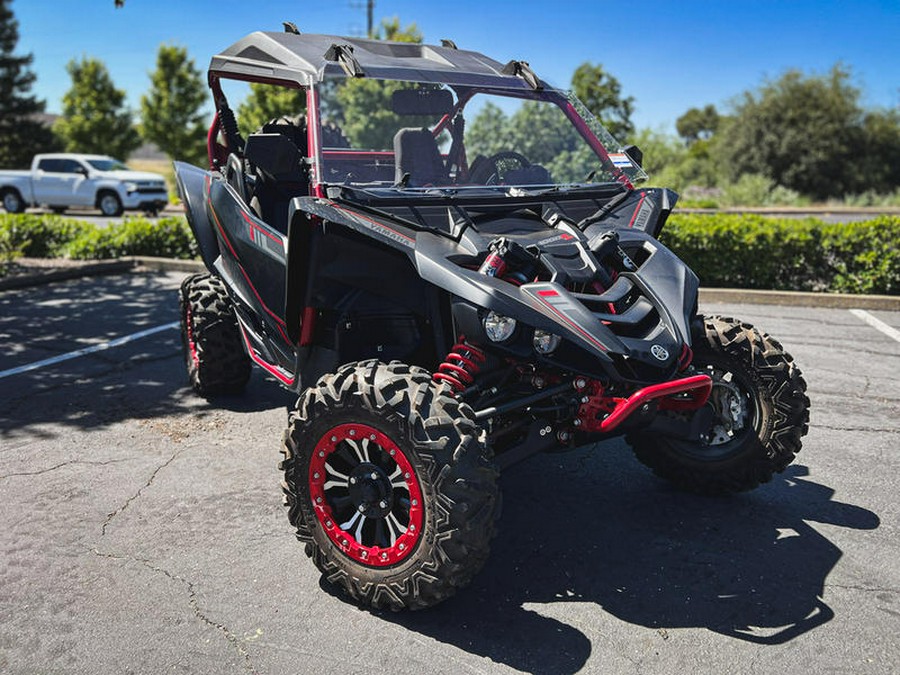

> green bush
[2,212,898,295]
[662,213,900,294]
[0,214,197,262]
[66,217,196,259]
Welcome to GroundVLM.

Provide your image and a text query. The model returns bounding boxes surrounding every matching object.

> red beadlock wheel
[308,423,424,567]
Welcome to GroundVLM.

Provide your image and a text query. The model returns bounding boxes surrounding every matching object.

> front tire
[97,191,123,217]
[628,315,809,495]
[281,361,500,610]
[2,189,25,213]
[178,273,251,397]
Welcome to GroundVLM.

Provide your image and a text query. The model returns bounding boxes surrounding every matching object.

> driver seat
[393,128,448,187]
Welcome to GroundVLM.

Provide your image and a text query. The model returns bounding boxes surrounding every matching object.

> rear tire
[178,273,251,397]
[2,189,25,213]
[627,315,809,495]
[281,360,500,610]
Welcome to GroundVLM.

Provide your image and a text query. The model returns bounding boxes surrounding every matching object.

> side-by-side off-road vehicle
[175,28,810,610]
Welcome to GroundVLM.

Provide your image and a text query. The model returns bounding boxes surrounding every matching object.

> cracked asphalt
[1,271,898,674]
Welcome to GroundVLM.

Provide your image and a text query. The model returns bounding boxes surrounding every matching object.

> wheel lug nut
[349,429,356,436]
[371,472,378,480]
[358,505,366,513]
[398,543,405,551]
[350,477,357,484]
[379,500,388,508]
[381,552,388,561]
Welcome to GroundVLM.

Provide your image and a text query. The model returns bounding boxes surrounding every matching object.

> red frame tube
[577,374,712,434]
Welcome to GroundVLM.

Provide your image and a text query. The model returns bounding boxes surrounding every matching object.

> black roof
[208,32,543,91]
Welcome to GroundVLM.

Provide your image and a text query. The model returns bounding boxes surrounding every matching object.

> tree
[140,44,208,165]
[55,56,141,159]
[716,65,866,200]
[860,109,900,195]
[676,105,720,144]
[571,62,634,141]
[0,0,60,168]
[237,82,306,137]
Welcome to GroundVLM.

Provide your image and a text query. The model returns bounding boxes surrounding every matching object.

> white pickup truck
[0,153,169,217]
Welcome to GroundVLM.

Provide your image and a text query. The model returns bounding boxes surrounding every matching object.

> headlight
[533,329,561,354]
[124,182,138,193]
[483,311,517,342]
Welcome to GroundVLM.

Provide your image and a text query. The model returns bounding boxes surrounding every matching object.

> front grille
[569,275,661,339]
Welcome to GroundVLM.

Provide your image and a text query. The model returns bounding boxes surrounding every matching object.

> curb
[1,256,897,311]
[0,256,205,291]
[699,288,900,311]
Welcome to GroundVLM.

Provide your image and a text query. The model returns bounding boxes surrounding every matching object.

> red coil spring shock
[433,339,486,393]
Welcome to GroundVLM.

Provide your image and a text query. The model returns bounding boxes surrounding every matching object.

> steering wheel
[469,151,531,185]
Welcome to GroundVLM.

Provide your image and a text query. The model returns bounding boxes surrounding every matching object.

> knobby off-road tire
[281,360,500,611]
[628,315,809,495]
[178,273,251,397]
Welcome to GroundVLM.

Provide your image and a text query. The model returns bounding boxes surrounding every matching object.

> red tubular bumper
[586,374,713,434]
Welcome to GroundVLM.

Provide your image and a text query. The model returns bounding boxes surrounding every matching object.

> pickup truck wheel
[97,191,123,217]
[2,189,25,214]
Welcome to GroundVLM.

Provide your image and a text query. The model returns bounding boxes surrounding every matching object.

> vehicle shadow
[0,272,292,439]
[377,447,879,674]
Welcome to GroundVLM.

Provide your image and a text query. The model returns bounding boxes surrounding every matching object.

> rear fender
[174,161,219,272]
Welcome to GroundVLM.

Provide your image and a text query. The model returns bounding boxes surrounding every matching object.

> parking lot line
[849,309,900,344]
[0,321,180,380]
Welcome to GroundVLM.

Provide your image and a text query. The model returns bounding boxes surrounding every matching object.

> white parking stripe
[0,321,180,380]
[849,309,900,344]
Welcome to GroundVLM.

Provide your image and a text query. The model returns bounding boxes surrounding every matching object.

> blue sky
[13,0,900,134]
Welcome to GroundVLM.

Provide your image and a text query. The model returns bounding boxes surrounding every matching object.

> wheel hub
[347,463,393,518]
[701,370,751,446]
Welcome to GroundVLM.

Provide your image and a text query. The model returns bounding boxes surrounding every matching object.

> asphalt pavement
[1,271,898,674]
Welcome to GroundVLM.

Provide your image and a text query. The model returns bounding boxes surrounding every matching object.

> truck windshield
[86,158,129,171]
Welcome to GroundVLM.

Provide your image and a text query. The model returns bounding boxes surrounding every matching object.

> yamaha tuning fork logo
[650,344,669,361]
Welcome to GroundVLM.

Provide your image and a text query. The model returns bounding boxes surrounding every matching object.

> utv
[175,29,810,610]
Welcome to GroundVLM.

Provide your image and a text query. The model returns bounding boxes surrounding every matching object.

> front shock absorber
[433,339,486,393]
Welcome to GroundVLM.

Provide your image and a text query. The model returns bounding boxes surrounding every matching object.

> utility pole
[367,0,375,38]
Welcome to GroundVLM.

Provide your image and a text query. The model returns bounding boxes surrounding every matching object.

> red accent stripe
[529,287,608,352]
[240,210,284,246]
[238,323,295,386]
[627,192,646,228]
[299,306,316,346]
[331,203,416,245]
[537,289,559,297]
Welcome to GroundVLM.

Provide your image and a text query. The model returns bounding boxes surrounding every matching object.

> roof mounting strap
[324,43,365,78]
[501,60,542,90]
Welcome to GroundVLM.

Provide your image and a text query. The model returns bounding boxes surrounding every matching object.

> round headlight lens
[483,311,517,342]
[533,329,561,354]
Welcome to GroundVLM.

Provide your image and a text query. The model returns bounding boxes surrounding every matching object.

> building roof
[208,32,541,91]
